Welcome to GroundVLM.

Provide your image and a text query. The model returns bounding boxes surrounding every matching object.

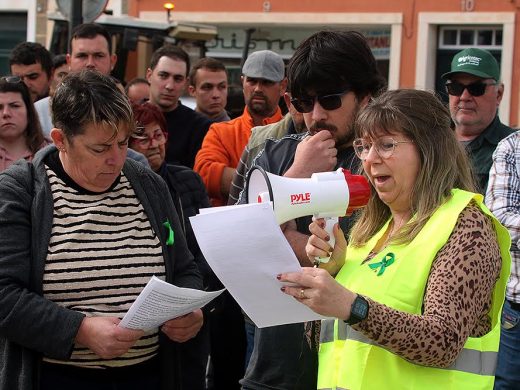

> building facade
[131,0,520,127]
[2,0,518,125]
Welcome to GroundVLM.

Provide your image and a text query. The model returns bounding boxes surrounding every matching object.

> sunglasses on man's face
[445,80,497,97]
[290,90,350,113]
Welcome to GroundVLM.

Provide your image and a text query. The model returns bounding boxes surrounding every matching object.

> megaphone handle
[314,216,338,265]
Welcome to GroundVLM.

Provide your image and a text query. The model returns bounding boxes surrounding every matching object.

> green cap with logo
[442,48,500,81]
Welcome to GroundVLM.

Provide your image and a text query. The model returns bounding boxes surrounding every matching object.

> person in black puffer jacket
[131,102,217,390]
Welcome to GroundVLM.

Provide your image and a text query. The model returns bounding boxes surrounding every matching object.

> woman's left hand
[161,309,203,343]
[307,218,347,276]
[278,268,356,320]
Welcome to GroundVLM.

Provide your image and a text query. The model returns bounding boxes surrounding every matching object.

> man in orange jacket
[194,50,287,206]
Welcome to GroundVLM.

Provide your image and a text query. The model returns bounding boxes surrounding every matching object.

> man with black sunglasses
[238,30,386,390]
[442,47,514,194]
[194,50,286,207]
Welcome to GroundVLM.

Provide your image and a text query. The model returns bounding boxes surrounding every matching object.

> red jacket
[194,107,282,206]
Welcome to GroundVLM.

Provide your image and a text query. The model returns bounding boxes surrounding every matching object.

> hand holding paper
[76,316,145,359]
[190,203,330,328]
[161,309,204,342]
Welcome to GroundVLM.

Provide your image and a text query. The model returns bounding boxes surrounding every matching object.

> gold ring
[300,288,306,299]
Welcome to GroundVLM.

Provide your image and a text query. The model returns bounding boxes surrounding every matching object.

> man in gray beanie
[194,49,287,207]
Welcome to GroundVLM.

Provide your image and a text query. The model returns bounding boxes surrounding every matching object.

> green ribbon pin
[368,252,395,276]
[163,220,175,246]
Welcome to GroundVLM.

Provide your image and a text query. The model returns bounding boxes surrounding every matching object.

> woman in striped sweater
[0,71,203,390]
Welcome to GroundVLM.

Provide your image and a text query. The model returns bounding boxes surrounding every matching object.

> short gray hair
[52,70,134,140]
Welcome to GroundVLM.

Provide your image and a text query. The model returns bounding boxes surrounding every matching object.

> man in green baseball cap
[442,47,514,194]
[442,47,500,81]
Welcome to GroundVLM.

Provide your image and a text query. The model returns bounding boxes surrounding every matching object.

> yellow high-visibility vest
[318,189,511,390]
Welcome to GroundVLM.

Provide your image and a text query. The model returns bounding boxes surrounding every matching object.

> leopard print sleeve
[354,203,502,367]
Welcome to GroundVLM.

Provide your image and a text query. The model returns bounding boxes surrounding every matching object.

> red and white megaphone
[246,166,370,263]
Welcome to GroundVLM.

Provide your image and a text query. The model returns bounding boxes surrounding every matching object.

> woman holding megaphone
[279,89,510,390]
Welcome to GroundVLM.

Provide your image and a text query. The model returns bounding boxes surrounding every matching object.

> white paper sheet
[120,276,225,330]
[190,202,328,328]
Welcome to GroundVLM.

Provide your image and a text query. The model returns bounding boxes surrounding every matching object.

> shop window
[439,26,502,50]
[0,12,27,76]
[460,30,474,45]
[443,29,457,45]
[496,30,503,46]
[477,30,493,45]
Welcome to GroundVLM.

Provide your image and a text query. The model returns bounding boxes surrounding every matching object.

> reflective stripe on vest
[318,388,348,390]
[320,319,498,376]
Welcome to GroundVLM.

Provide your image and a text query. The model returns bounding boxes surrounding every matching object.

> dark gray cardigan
[0,145,202,390]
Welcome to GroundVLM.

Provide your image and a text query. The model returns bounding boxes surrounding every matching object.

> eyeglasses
[0,76,22,84]
[353,137,413,160]
[290,90,350,113]
[131,129,168,148]
[445,81,497,97]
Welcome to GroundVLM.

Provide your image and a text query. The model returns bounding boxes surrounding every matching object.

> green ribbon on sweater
[163,220,175,246]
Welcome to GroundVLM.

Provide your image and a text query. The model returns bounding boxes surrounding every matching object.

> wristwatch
[345,295,369,325]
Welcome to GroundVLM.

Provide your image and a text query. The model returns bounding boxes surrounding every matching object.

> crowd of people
[0,21,518,390]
